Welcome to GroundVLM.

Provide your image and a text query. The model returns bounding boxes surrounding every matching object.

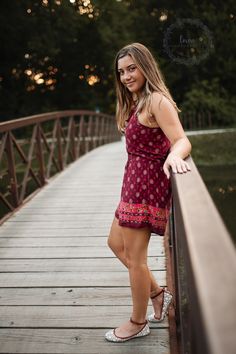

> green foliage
[0,0,235,126]
[181,79,236,126]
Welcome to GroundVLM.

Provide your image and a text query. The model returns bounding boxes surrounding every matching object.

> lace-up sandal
[148,288,173,323]
[105,317,150,342]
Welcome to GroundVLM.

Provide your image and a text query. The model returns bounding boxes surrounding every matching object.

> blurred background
[0,0,235,123]
[0,0,235,240]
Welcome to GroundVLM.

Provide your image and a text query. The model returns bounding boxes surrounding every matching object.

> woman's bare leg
[113,225,151,337]
[108,217,161,289]
[107,217,165,319]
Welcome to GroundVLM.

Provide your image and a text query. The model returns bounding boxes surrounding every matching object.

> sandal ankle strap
[150,288,164,300]
[130,317,147,326]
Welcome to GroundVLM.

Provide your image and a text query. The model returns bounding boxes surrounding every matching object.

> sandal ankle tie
[130,317,147,326]
[150,288,164,300]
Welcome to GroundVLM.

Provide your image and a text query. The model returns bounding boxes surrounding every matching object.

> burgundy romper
[115,107,172,236]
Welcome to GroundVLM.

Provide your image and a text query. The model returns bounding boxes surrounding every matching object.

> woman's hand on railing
[163,153,191,179]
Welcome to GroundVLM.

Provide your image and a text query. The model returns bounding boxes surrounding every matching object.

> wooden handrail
[169,156,236,354]
[0,110,113,132]
[0,110,120,222]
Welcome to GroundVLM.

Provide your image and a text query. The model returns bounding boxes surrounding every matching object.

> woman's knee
[124,245,148,269]
[125,253,148,269]
[107,217,124,252]
[122,227,150,268]
[107,236,121,252]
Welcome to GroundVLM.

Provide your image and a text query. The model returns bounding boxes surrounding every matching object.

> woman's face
[117,55,146,96]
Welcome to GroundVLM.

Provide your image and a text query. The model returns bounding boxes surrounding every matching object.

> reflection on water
[198,165,236,243]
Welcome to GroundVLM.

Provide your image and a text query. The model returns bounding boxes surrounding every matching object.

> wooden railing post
[85,115,93,153]
[19,125,38,203]
[70,116,76,160]
[169,201,182,346]
[64,116,75,166]
[36,124,46,185]
[104,118,109,144]
[76,115,84,158]
[99,116,105,146]
[56,119,63,171]
[5,132,19,207]
[93,115,99,149]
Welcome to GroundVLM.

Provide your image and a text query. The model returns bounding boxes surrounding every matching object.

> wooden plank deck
[0,141,171,354]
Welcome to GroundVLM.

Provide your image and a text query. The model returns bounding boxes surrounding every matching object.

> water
[198,165,236,243]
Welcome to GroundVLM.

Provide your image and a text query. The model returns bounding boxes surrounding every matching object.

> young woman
[105,43,192,342]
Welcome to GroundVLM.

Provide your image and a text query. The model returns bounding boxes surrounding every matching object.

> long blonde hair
[114,42,181,132]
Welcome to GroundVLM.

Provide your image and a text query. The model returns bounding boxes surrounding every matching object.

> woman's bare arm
[151,92,192,179]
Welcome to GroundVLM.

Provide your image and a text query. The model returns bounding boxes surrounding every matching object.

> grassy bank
[188,131,236,166]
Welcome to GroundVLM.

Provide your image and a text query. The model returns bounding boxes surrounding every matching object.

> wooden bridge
[0,111,235,354]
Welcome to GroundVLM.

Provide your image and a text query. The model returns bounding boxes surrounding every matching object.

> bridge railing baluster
[0,110,120,223]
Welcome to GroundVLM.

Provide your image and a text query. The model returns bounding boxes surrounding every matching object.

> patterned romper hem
[115,201,170,235]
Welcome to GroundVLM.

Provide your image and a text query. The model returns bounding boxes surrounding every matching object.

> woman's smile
[126,81,135,86]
